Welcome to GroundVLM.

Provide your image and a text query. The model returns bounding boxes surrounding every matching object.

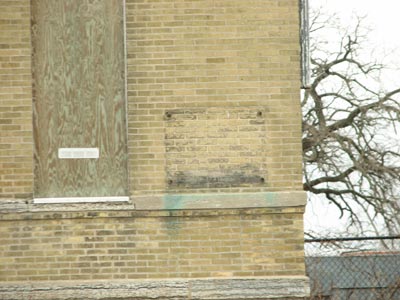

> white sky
[313,0,400,47]
[304,0,400,235]
[312,0,400,77]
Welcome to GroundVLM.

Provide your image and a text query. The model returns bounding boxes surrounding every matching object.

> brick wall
[0,0,34,199]
[0,0,302,199]
[0,208,305,281]
[126,0,303,195]
[0,0,308,298]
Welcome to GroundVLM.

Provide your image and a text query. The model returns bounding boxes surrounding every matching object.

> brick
[0,209,304,281]
[0,0,306,288]
[0,0,33,198]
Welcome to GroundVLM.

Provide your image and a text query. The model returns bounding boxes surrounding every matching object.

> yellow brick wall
[126,0,303,194]
[0,208,305,281]
[0,0,302,199]
[0,0,307,288]
[0,0,34,199]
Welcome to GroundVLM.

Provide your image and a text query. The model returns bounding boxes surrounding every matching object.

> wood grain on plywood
[32,0,128,198]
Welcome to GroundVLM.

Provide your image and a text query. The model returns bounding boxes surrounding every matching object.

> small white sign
[58,148,99,159]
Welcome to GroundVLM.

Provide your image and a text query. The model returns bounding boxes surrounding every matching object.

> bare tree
[302,8,400,237]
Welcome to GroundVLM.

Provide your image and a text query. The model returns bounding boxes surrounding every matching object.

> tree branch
[304,166,357,189]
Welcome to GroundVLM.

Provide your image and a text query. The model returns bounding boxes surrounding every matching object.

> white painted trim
[33,196,130,204]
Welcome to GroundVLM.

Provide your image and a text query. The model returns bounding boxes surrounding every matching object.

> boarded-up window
[32,0,128,199]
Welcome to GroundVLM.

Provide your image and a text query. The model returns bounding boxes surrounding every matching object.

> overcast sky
[312,0,400,47]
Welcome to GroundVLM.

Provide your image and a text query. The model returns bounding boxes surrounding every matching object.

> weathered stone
[0,277,309,300]
[190,277,310,299]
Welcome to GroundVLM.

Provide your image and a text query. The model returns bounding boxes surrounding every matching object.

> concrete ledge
[0,277,310,300]
[0,192,307,220]
[0,191,306,212]
[134,191,307,210]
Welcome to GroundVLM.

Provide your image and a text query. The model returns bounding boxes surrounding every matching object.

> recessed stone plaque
[165,108,267,189]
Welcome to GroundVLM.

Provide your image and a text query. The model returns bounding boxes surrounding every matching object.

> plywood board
[32,0,128,198]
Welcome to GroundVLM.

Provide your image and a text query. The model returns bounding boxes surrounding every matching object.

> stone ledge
[0,205,305,221]
[0,192,306,219]
[0,277,310,300]
[134,191,306,210]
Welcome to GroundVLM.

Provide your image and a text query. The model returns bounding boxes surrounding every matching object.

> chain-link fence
[305,236,400,300]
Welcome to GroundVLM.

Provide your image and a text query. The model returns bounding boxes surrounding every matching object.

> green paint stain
[163,194,185,210]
